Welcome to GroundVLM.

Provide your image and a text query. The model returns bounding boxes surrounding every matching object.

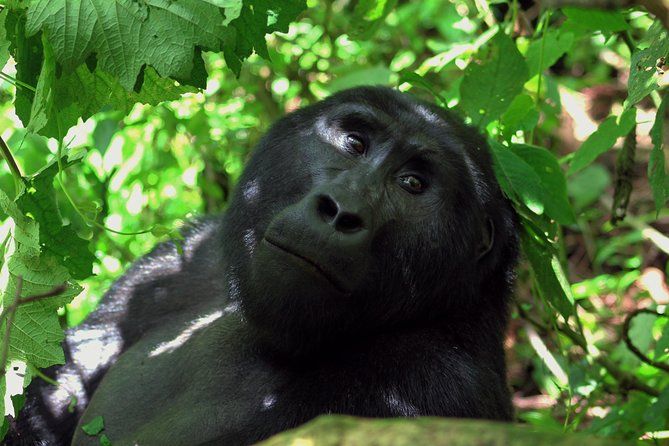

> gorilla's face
[225,87,513,353]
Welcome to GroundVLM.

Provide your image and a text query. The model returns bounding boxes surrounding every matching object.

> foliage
[0,0,668,442]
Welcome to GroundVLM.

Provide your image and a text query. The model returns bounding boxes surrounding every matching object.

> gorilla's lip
[262,238,348,294]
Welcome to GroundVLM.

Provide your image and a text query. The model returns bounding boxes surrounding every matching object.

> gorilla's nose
[315,194,365,234]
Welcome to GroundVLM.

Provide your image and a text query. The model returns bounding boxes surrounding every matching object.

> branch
[18,284,68,305]
[0,135,23,194]
[622,308,669,373]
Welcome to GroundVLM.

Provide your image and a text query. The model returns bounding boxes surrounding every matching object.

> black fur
[7,87,519,446]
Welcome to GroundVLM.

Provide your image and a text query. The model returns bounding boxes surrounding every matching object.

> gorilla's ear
[477,218,495,260]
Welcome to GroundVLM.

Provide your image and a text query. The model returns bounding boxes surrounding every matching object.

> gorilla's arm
[71,320,510,446]
[7,220,227,445]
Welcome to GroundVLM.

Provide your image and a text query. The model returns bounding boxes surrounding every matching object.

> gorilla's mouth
[263,238,347,293]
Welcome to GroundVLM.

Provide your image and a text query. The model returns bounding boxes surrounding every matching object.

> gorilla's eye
[399,175,425,194]
[344,133,366,155]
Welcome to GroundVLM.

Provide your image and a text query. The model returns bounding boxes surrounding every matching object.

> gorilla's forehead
[313,95,463,155]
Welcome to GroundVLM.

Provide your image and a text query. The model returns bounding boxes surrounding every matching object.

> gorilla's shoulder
[88,217,226,339]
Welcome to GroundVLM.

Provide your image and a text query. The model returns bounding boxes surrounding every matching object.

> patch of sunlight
[105,213,123,232]
[63,117,95,149]
[641,431,669,440]
[182,165,199,187]
[109,139,145,192]
[126,183,145,215]
[149,311,224,357]
[4,360,27,417]
[242,179,260,202]
[102,135,125,172]
[102,255,122,273]
[262,394,277,410]
[525,323,568,386]
[559,87,598,141]
[290,439,315,446]
[69,328,122,376]
[161,184,178,199]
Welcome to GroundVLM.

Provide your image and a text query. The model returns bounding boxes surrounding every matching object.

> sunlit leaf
[568,108,636,175]
[625,22,669,108]
[510,144,576,225]
[460,31,529,128]
[489,140,545,215]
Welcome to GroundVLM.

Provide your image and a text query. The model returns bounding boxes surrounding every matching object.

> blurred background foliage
[0,0,668,442]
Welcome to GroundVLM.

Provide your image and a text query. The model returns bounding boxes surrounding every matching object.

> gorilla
[7,86,519,446]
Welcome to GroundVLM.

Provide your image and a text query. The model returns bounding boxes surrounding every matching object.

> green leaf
[398,71,448,106]
[459,32,529,128]
[54,64,195,127]
[655,323,669,359]
[568,108,637,175]
[6,10,43,127]
[82,415,105,436]
[625,21,669,108]
[525,28,574,77]
[26,0,228,90]
[0,185,81,420]
[16,158,96,280]
[489,140,544,215]
[26,35,55,134]
[562,7,630,32]
[521,224,574,319]
[567,164,611,211]
[224,0,307,75]
[499,93,539,137]
[0,9,10,69]
[510,144,576,225]
[649,91,668,214]
[349,0,398,39]
[628,313,657,354]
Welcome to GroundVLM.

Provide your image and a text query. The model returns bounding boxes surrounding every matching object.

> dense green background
[0,0,667,442]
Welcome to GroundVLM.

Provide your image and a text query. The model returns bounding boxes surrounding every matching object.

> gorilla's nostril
[336,213,364,233]
[316,195,339,222]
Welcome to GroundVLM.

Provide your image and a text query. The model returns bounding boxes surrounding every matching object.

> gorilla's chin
[242,240,356,354]
[261,238,351,294]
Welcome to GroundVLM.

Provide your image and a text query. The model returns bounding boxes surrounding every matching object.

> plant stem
[529,10,552,145]
[0,71,37,92]
[0,135,23,195]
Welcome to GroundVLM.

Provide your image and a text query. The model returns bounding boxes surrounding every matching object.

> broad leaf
[0,188,81,419]
[26,0,229,90]
[525,28,575,77]
[568,108,636,175]
[625,21,669,108]
[511,144,576,225]
[17,158,96,280]
[521,224,574,320]
[489,140,544,215]
[224,0,307,75]
[0,9,10,69]
[460,32,529,128]
[499,93,539,138]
